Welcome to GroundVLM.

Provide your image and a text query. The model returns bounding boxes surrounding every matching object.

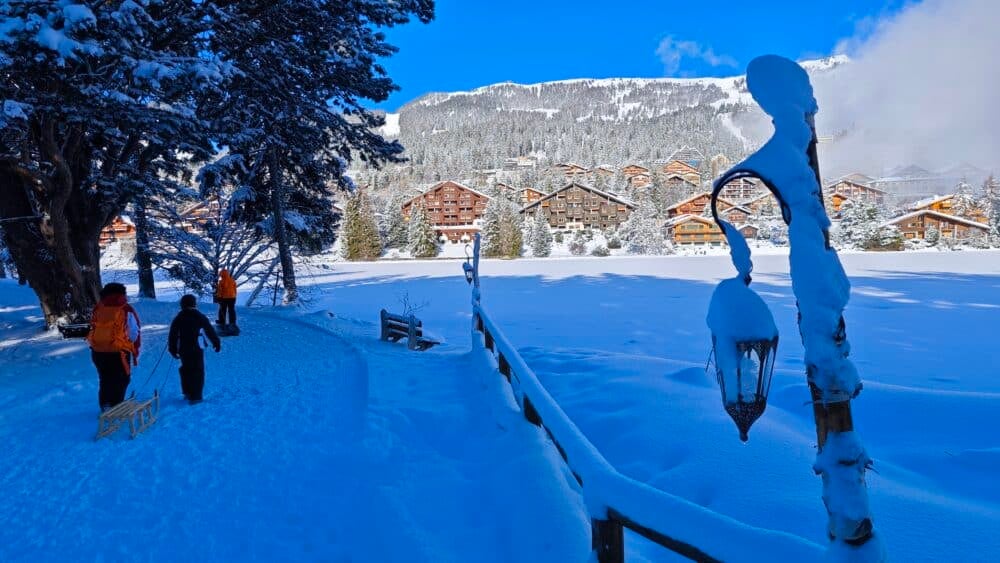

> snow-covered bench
[379,309,438,351]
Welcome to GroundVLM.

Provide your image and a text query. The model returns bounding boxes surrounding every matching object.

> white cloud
[655,36,737,77]
[816,0,1000,174]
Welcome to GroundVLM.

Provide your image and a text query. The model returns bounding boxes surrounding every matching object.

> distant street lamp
[707,55,883,559]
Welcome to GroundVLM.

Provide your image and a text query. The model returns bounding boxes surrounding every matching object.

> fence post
[379,309,388,341]
[593,517,625,563]
[497,353,511,382]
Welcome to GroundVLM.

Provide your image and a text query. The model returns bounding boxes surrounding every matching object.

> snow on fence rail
[472,303,825,562]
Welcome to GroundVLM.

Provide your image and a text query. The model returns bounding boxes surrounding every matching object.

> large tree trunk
[0,123,108,327]
[133,196,157,299]
[268,150,298,304]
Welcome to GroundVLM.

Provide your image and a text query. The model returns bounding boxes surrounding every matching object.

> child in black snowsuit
[168,294,222,404]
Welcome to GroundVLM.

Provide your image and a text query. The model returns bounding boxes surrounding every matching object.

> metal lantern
[710,334,778,442]
[463,244,475,285]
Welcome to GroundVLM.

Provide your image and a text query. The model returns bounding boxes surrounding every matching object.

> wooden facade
[719,177,761,201]
[884,210,989,240]
[824,179,886,205]
[910,194,988,224]
[664,215,725,246]
[521,182,634,230]
[720,205,753,225]
[591,165,615,178]
[665,192,738,218]
[661,160,701,184]
[402,180,490,243]
[662,173,698,194]
[628,173,652,188]
[519,187,546,207]
[621,164,650,177]
[743,192,781,217]
[828,193,852,214]
[99,216,136,246]
[554,163,589,178]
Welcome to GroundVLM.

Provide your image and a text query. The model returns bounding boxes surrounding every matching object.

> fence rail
[471,303,824,563]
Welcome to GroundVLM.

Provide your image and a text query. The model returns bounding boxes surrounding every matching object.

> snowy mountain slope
[385,56,849,177]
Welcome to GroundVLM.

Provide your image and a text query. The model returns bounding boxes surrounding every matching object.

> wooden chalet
[590,165,615,178]
[743,192,781,217]
[99,216,136,246]
[882,210,990,241]
[826,193,854,219]
[665,192,738,218]
[628,173,652,188]
[720,204,753,225]
[519,187,546,207]
[841,172,876,186]
[824,178,886,205]
[662,173,698,194]
[910,194,988,224]
[621,164,650,177]
[554,162,589,178]
[739,224,760,240]
[664,215,725,246]
[521,182,635,230]
[660,159,701,184]
[402,180,490,243]
[718,177,761,201]
[495,182,518,198]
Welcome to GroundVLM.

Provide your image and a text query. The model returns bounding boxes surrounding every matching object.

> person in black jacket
[168,294,221,404]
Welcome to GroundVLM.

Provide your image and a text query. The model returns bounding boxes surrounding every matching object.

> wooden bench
[379,309,439,351]
[96,391,159,440]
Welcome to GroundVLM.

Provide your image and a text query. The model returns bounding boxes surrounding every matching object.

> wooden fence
[471,303,824,562]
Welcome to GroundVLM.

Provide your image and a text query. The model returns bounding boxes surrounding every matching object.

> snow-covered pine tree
[834,201,898,250]
[619,199,667,255]
[342,192,383,261]
[407,204,439,258]
[0,2,229,325]
[482,198,522,258]
[982,175,1000,245]
[200,1,433,302]
[531,214,553,257]
[381,195,410,249]
[522,213,537,253]
[147,162,277,297]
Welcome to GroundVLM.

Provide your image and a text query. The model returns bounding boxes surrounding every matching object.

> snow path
[0,299,367,560]
[0,284,590,561]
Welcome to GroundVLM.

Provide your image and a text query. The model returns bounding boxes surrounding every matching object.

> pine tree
[407,204,439,258]
[531,214,553,257]
[199,1,433,302]
[0,2,227,325]
[982,175,1000,245]
[381,196,410,249]
[342,193,383,261]
[482,198,522,258]
[619,199,668,255]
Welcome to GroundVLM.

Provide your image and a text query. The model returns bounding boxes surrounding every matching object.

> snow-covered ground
[2,249,998,561]
[298,249,1000,561]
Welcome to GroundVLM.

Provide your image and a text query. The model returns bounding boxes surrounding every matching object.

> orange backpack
[87,304,136,355]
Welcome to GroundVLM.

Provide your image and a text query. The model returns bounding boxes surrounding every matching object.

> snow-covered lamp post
[709,55,883,559]
[464,233,481,304]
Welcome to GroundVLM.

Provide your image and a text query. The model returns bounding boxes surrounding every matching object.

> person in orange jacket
[87,282,141,411]
[214,269,238,327]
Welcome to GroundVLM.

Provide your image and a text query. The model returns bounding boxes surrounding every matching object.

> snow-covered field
[2,249,998,561]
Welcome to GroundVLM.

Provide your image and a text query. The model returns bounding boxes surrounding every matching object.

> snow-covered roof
[665,191,737,212]
[909,194,954,211]
[825,178,887,193]
[520,182,635,212]
[667,146,705,166]
[403,180,491,208]
[664,214,717,227]
[881,209,989,230]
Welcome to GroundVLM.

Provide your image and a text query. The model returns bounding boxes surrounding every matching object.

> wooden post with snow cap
[712,55,883,559]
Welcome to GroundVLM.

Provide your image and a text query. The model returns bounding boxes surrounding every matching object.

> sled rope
[131,342,168,398]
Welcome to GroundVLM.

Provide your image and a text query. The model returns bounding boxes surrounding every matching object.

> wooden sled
[96,391,159,440]
[57,323,91,339]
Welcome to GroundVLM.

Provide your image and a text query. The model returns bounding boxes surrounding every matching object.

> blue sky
[375,0,909,111]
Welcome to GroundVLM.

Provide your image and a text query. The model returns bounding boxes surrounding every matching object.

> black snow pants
[179,349,206,402]
[217,298,237,325]
[93,351,131,409]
